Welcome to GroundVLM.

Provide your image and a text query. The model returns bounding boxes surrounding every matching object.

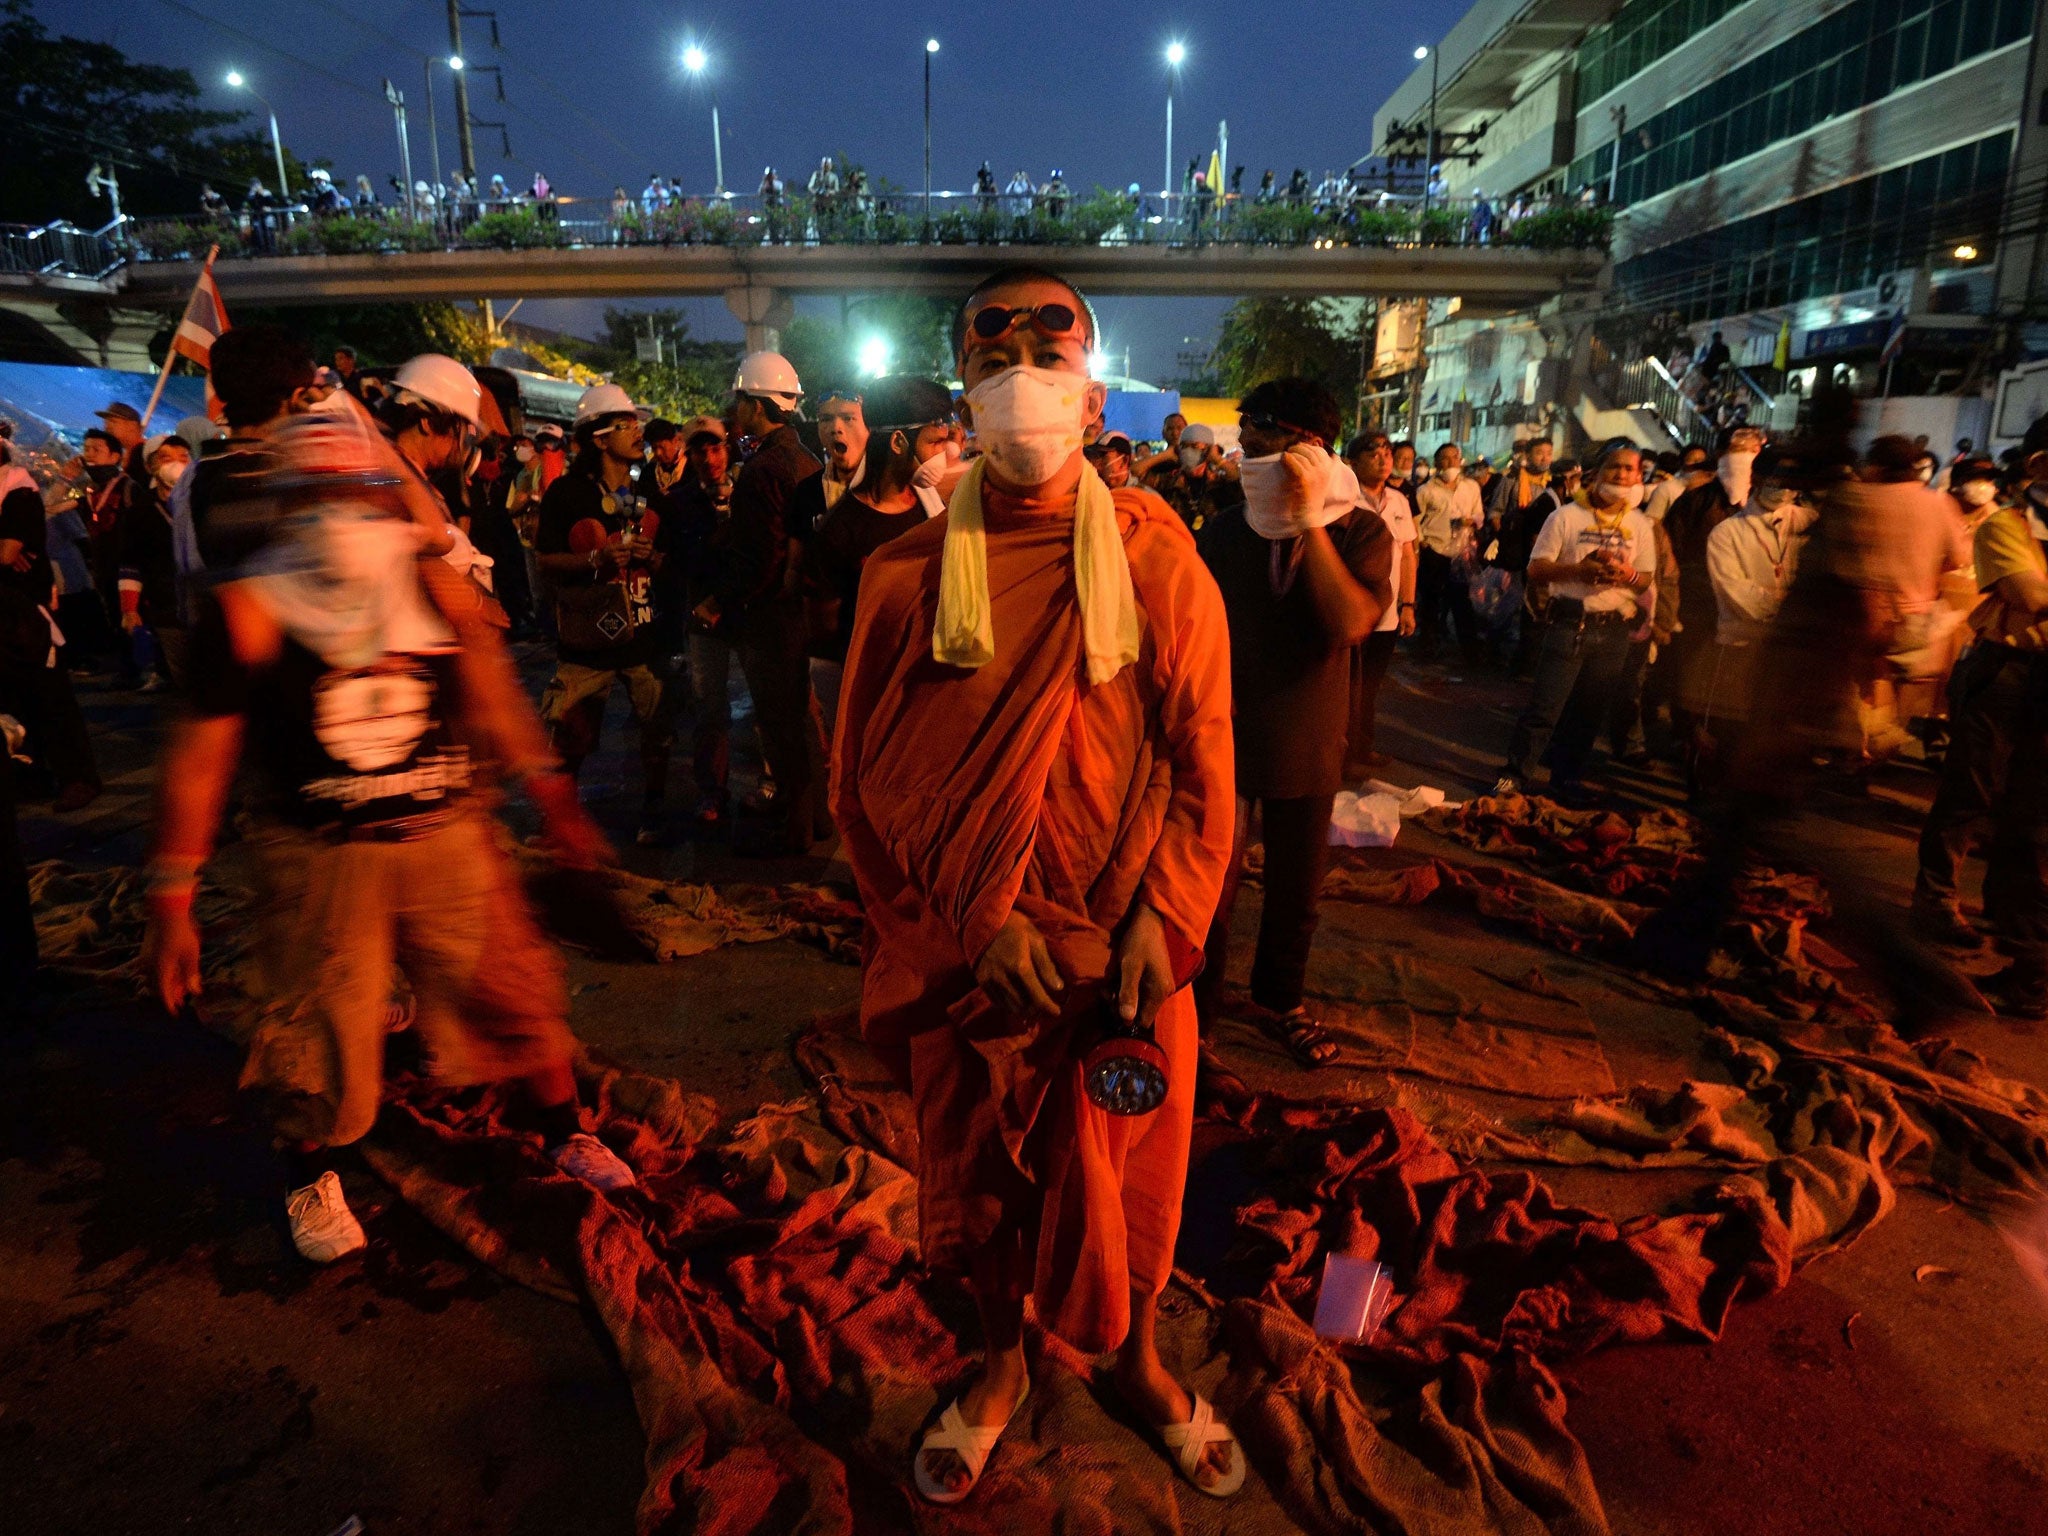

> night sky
[37,0,1469,381]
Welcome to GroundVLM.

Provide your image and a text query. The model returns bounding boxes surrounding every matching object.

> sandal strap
[919,1402,1001,1480]
[1159,1392,1236,1480]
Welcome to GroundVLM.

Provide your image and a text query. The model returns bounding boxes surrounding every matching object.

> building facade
[1371,0,2046,460]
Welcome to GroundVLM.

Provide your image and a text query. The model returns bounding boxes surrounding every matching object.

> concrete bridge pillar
[725,284,794,354]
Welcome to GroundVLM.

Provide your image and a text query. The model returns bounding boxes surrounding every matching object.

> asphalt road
[5,649,2045,1535]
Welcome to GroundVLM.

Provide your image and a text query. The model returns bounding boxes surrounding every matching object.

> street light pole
[1163,42,1185,206]
[683,46,725,197]
[424,58,444,199]
[226,72,292,203]
[1427,47,1440,217]
[924,39,939,234]
[384,80,414,210]
[447,0,477,183]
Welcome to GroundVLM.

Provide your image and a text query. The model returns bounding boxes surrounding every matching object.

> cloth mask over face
[1238,444,1359,541]
[965,366,1090,487]
[1718,449,1757,505]
[1436,464,1461,484]
[1957,479,1998,508]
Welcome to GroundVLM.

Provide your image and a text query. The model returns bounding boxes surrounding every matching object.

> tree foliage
[778,295,955,396]
[569,306,740,423]
[0,0,307,224]
[1210,298,1367,420]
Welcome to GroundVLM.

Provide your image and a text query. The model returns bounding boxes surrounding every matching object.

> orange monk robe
[830,481,1234,1355]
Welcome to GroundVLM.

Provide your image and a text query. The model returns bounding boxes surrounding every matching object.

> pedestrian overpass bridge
[3,210,1608,355]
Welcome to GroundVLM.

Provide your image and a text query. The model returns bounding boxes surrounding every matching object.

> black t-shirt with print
[187,597,473,832]
[536,469,660,668]
[801,493,926,662]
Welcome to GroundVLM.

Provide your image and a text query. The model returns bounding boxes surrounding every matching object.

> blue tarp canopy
[0,362,207,454]
[1100,388,1181,443]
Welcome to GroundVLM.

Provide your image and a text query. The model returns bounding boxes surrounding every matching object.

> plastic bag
[1312,1253,1399,1342]
[1328,790,1402,847]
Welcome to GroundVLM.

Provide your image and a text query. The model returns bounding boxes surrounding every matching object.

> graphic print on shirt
[303,655,471,811]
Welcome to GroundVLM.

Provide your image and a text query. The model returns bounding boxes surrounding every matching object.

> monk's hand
[144,896,203,1017]
[975,910,1066,1018]
[1114,903,1173,1032]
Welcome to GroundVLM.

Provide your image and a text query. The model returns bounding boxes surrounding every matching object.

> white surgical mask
[1718,449,1757,504]
[964,367,1090,487]
[1436,464,1461,483]
[1957,480,1998,508]
[514,443,535,464]
[1916,464,1936,484]
[153,461,185,491]
[911,437,957,489]
[1177,445,1205,470]
[1596,480,1645,510]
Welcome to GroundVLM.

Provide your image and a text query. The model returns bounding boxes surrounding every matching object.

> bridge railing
[117,190,1612,265]
[0,218,129,281]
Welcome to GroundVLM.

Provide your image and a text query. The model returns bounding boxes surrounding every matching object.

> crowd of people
[195,166,560,243]
[4,259,2046,1508]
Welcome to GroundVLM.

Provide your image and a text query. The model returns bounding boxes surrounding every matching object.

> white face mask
[1595,480,1645,510]
[910,437,958,489]
[514,443,535,464]
[964,367,1090,487]
[153,461,186,491]
[1436,464,1461,484]
[1916,464,1936,484]
[1177,445,1205,470]
[1958,479,1998,507]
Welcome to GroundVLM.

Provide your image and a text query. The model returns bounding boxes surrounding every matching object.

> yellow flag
[1773,319,1791,373]
[1207,149,1223,190]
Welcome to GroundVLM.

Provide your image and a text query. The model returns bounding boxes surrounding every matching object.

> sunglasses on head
[967,301,1083,345]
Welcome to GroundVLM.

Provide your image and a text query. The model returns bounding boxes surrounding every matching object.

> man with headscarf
[1197,380,1388,1068]
[833,267,1240,1503]
[1497,441,1657,799]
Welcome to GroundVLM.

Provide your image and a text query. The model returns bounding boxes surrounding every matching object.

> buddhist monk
[831,267,1240,1503]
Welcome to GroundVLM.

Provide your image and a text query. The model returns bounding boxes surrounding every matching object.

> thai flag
[170,246,229,369]
[1878,309,1907,368]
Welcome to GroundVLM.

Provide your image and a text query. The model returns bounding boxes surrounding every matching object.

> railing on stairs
[0,219,129,282]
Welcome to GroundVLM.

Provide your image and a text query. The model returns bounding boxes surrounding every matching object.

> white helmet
[733,351,802,410]
[573,382,643,428]
[392,354,484,429]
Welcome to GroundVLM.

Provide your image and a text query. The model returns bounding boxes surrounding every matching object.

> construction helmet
[573,381,644,428]
[392,354,484,429]
[733,351,802,411]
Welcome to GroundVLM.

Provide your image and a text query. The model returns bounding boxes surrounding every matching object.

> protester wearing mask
[1695,447,1815,779]
[1498,441,1657,799]
[537,383,679,848]
[1912,446,2048,985]
[668,418,741,828]
[1645,443,1712,523]
[1388,439,1418,494]
[1412,442,1485,663]
[1666,425,1762,756]
[801,375,956,740]
[1083,428,1136,490]
[1343,429,1417,773]
[700,351,825,856]
[76,428,139,683]
[833,268,1239,1504]
[117,434,194,690]
[1198,381,1388,1069]
[1145,421,1241,532]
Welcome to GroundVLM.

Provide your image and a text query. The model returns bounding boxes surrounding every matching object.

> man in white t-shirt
[1644,443,1710,522]
[1498,441,1657,798]
[1411,442,1485,661]
[1344,429,1417,772]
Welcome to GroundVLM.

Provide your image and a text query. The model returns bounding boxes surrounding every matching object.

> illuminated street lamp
[1414,46,1440,217]
[225,70,292,205]
[858,335,891,378]
[1163,41,1186,204]
[682,44,726,197]
[1953,243,1979,261]
[925,39,940,235]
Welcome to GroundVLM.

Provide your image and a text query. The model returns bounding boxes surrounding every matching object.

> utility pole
[448,0,476,183]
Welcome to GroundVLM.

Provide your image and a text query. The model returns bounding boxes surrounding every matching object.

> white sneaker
[285,1170,367,1263]
[551,1132,636,1191]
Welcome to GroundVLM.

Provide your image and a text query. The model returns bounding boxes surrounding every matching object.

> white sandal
[911,1378,1030,1505]
[1154,1391,1246,1498]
